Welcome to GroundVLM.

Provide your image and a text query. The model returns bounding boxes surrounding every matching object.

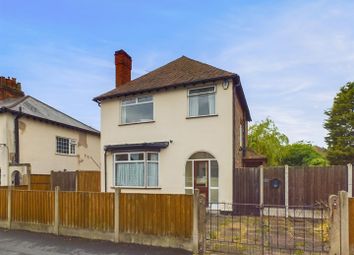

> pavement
[0,229,192,255]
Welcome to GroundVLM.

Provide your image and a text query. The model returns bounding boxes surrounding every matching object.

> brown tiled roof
[94,56,236,101]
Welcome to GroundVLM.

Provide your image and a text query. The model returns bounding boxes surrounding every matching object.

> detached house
[0,76,100,186]
[94,50,252,204]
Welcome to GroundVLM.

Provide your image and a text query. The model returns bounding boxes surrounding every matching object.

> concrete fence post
[259,165,264,206]
[192,189,200,254]
[114,188,121,243]
[339,191,349,255]
[329,191,349,255]
[348,164,353,197]
[285,165,289,217]
[54,186,60,235]
[7,186,12,229]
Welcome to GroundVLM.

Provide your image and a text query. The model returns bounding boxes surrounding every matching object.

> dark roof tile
[94,56,236,101]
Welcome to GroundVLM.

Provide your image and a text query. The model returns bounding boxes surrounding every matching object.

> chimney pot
[115,50,132,88]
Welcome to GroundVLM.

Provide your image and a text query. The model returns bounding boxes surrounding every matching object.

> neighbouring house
[0,76,100,186]
[94,50,251,204]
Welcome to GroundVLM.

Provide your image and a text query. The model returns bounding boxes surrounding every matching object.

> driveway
[0,229,192,255]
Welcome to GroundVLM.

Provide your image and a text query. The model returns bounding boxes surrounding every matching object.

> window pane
[115,154,128,161]
[189,152,215,159]
[56,137,69,154]
[116,162,144,186]
[185,161,192,187]
[130,153,144,161]
[122,102,153,123]
[188,93,215,117]
[189,96,198,116]
[210,160,219,187]
[147,162,158,186]
[189,87,214,95]
[122,98,136,105]
[210,189,219,203]
[138,96,152,102]
[70,144,76,154]
[147,153,158,161]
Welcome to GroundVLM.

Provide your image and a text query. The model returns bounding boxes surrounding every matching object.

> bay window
[114,152,159,187]
[121,96,153,124]
[188,86,216,117]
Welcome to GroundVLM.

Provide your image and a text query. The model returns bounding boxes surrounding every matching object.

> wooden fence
[0,189,196,251]
[50,170,100,192]
[76,171,101,192]
[51,171,76,191]
[120,193,193,238]
[234,165,351,206]
[12,190,54,224]
[59,191,114,231]
[0,189,7,220]
[30,174,51,190]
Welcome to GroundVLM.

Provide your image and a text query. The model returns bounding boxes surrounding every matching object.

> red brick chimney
[0,76,25,100]
[115,50,132,88]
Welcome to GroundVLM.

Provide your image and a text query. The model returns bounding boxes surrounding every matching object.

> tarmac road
[0,229,191,255]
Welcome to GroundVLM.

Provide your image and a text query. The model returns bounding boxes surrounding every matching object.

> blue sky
[1,0,353,146]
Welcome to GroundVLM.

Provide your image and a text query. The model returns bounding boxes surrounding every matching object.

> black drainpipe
[14,107,22,164]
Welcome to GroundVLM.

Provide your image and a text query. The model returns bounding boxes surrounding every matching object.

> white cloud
[200,0,354,146]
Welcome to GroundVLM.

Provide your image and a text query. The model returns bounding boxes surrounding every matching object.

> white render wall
[0,113,101,185]
[19,118,100,174]
[100,80,234,203]
[0,113,15,185]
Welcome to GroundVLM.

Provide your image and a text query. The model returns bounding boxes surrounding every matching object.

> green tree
[324,82,354,165]
[281,141,328,166]
[248,118,289,166]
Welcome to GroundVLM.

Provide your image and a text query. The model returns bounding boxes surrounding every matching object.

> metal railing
[205,202,329,254]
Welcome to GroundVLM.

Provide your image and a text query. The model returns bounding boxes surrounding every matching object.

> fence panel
[51,171,76,191]
[59,191,114,232]
[119,193,193,238]
[0,189,7,220]
[289,165,347,206]
[11,190,54,224]
[77,171,100,192]
[263,166,285,206]
[233,167,260,204]
[30,174,51,190]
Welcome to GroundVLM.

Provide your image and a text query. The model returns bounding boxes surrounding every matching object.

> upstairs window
[188,86,216,117]
[56,137,76,155]
[121,96,153,124]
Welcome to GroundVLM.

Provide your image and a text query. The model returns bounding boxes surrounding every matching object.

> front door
[194,161,208,203]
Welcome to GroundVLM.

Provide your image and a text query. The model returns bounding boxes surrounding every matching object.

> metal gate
[205,202,329,254]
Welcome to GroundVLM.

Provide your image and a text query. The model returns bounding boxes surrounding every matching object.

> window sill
[111,186,162,190]
[186,114,218,119]
[118,120,155,126]
[55,153,77,157]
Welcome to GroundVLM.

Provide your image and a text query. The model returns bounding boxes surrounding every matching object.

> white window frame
[56,136,76,155]
[120,95,154,124]
[113,151,159,188]
[187,85,216,117]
